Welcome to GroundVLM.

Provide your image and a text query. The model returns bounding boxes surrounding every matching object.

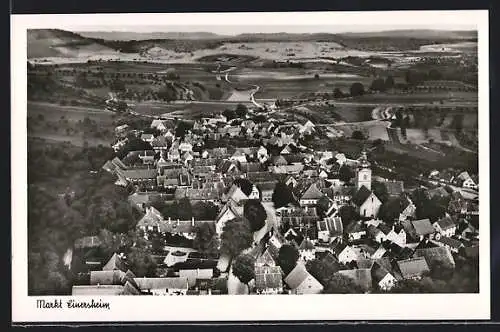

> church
[352,151,382,218]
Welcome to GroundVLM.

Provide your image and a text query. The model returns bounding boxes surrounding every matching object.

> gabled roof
[371,260,394,284]
[411,219,435,236]
[299,238,315,251]
[300,183,325,200]
[72,285,125,295]
[284,263,322,293]
[216,200,244,222]
[74,236,102,249]
[352,186,374,206]
[122,281,141,295]
[385,181,405,197]
[90,270,126,286]
[397,257,430,279]
[433,237,464,250]
[345,221,364,234]
[255,266,283,290]
[414,246,455,269]
[435,216,456,230]
[102,253,127,272]
[133,277,189,290]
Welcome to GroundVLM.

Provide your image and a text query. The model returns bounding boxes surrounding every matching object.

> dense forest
[27,140,140,295]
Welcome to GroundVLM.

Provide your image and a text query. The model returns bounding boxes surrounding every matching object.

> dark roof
[434,237,464,249]
[414,246,456,269]
[255,266,283,290]
[102,253,127,272]
[300,183,325,200]
[411,219,435,236]
[352,186,373,206]
[385,181,405,196]
[435,216,456,230]
[345,221,364,234]
[90,270,126,286]
[378,223,392,235]
[397,257,430,279]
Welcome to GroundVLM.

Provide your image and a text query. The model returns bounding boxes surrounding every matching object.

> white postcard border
[11,10,490,322]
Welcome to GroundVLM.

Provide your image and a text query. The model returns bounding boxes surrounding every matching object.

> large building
[356,151,372,191]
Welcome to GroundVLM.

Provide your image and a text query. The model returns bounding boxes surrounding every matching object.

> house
[385,223,407,247]
[270,155,288,166]
[317,217,343,243]
[222,184,249,204]
[257,146,269,163]
[385,180,405,198]
[217,160,240,176]
[299,183,325,206]
[345,221,366,241]
[398,197,417,221]
[432,237,465,254]
[371,245,388,260]
[336,268,372,292]
[298,238,316,261]
[371,261,397,291]
[254,265,283,294]
[215,200,244,235]
[178,268,214,288]
[414,246,456,270]
[90,270,126,286]
[333,242,365,264]
[367,225,386,243]
[141,133,154,143]
[284,263,323,294]
[72,285,126,295]
[433,216,457,238]
[102,253,127,272]
[402,219,435,242]
[230,150,248,163]
[352,186,382,218]
[396,257,430,280]
[133,277,189,295]
[271,164,305,175]
[256,182,276,202]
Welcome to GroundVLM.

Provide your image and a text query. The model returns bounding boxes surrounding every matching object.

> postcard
[11,10,490,322]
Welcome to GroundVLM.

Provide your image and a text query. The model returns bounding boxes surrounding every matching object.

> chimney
[191,217,195,227]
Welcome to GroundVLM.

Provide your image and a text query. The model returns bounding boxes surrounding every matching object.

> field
[131,101,246,118]
[232,68,373,99]
[27,102,115,147]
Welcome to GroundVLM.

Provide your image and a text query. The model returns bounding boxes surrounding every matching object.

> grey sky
[69,24,476,35]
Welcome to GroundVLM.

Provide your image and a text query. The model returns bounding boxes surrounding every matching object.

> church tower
[356,150,372,191]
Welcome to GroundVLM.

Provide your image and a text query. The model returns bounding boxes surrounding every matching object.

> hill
[338,29,477,40]
[27,29,118,58]
[77,31,226,41]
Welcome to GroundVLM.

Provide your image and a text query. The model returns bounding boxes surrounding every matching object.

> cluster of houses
[71,109,479,295]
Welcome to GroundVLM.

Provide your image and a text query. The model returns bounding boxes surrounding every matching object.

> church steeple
[356,150,372,191]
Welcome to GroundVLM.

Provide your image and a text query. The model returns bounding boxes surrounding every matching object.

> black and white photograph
[12,10,490,321]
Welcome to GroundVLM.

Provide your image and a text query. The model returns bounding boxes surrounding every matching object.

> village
[69,101,480,296]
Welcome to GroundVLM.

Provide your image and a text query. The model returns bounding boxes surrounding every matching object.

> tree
[333,88,345,99]
[372,181,389,203]
[223,109,236,121]
[233,178,254,196]
[272,182,295,208]
[306,258,341,286]
[278,243,300,276]
[350,82,365,97]
[243,199,267,232]
[192,201,219,220]
[165,68,180,80]
[126,247,157,277]
[338,164,355,183]
[193,222,220,256]
[316,196,332,218]
[370,78,386,92]
[411,188,446,222]
[338,205,358,228]
[176,198,193,221]
[385,75,395,90]
[323,274,362,294]
[235,103,248,118]
[175,121,192,139]
[314,73,320,80]
[232,254,256,284]
[351,130,365,140]
[220,218,253,257]
[378,197,404,224]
